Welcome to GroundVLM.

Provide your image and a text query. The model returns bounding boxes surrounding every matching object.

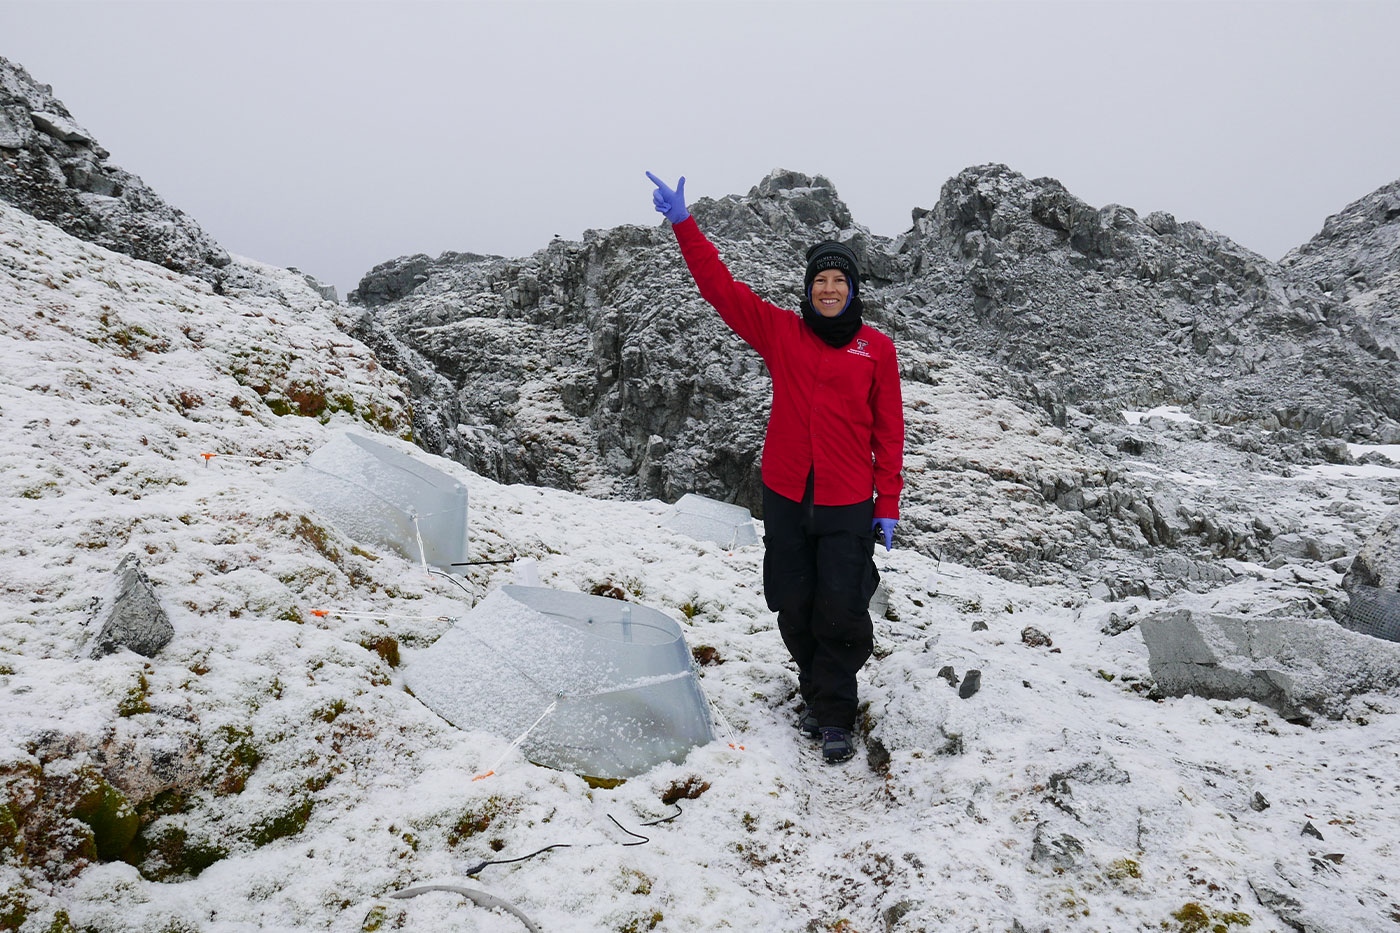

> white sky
[4,0,1399,298]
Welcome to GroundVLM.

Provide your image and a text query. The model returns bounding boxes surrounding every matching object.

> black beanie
[804,241,861,299]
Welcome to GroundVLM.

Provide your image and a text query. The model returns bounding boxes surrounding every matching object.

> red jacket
[673,217,904,519]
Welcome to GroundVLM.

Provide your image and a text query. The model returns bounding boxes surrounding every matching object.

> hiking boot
[796,710,820,740]
[820,727,853,764]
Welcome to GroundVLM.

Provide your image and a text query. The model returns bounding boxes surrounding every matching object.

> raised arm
[646,171,788,357]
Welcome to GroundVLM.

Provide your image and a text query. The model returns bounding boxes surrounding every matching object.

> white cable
[474,698,559,780]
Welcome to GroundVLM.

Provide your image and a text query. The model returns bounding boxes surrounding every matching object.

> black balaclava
[800,241,863,348]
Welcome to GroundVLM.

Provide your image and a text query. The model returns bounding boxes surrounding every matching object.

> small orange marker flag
[471,771,495,781]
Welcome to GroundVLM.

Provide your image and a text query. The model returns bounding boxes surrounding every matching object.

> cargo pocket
[813,531,877,644]
[762,534,815,615]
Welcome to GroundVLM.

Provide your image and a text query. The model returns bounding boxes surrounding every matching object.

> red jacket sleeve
[871,340,905,520]
[671,216,786,358]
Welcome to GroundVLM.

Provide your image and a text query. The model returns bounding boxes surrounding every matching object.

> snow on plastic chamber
[404,585,716,781]
[278,432,469,574]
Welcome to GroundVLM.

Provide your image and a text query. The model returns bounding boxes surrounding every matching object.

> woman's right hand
[646,171,689,224]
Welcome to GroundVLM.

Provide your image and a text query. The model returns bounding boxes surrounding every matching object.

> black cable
[607,814,648,846]
[462,805,683,875]
[641,803,683,826]
[450,557,518,566]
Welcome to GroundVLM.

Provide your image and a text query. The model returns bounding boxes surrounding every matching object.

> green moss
[618,912,664,933]
[360,905,389,931]
[448,798,506,847]
[314,699,348,723]
[265,397,294,417]
[43,909,76,933]
[212,724,262,795]
[137,790,188,822]
[72,775,138,861]
[1107,857,1141,881]
[0,802,20,862]
[249,797,313,847]
[582,775,626,790]
[291,516,341,563]
[359,635,400,668]
[277,607,304,624]
[125,823,227,881]
[117,672,152,716]
[1170,902,1252,932]
[0,888,29,932]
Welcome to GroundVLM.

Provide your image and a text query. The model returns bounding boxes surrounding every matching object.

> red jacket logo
[848,338,872,358]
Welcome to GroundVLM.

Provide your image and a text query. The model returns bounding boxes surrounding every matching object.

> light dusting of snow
[1122,406,1200,426]
[4,202,1400,931]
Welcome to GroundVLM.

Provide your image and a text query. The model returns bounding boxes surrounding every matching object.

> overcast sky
[4,0,1399,298]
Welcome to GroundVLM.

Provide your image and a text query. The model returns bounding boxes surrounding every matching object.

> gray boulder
[0,56,229,281]
[1139,607,1400,721]
[86,554,174,659]
[1339,506,1400,642]
[1343,505,1400,593]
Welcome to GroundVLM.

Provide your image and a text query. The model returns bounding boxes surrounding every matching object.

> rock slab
[1139,607,1400,720]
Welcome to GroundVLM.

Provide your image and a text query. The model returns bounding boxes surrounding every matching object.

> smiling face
[810,270,851,317]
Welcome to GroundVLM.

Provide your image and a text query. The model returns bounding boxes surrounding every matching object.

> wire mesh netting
[1340,584,1400,643]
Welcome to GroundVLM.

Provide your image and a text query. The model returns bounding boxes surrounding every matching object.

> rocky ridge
[351,168,1400,591]
[1281,177,1400,368]
[0,56,229,283]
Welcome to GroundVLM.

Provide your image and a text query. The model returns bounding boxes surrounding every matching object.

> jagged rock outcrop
[348,250,498,307]
[1281,178,1400,369]
[892,165,1399,442]
[351,165,1400,586]
[0,56,228,281]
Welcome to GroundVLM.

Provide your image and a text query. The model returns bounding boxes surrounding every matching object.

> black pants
[761,479,879,732]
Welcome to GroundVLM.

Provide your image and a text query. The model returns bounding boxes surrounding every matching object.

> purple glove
[873,518,897,552]
[646,171,689,224]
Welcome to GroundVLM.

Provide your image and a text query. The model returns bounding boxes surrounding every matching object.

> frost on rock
[402,586,714,780]
[1140,607,1400,720]
[659,493,759,549]
[84,554,173,659]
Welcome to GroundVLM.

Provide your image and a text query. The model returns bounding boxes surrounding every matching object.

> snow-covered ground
[3,202,1400,932]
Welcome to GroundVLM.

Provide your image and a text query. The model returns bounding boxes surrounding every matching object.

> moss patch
[448,798,507,847]
[0,887,29,932]
[211,724,262,796]
[250,797,313,847]
[128,824,229,881]
[71,773,138,861]
[117,672,152,717]
[1170,902,1252,932]
[359,635,400,668]
[660,777,710,806]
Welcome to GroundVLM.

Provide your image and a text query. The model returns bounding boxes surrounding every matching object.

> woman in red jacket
[647,173,905,764]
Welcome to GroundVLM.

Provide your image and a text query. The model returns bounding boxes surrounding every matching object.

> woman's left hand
[873,518,897,552]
